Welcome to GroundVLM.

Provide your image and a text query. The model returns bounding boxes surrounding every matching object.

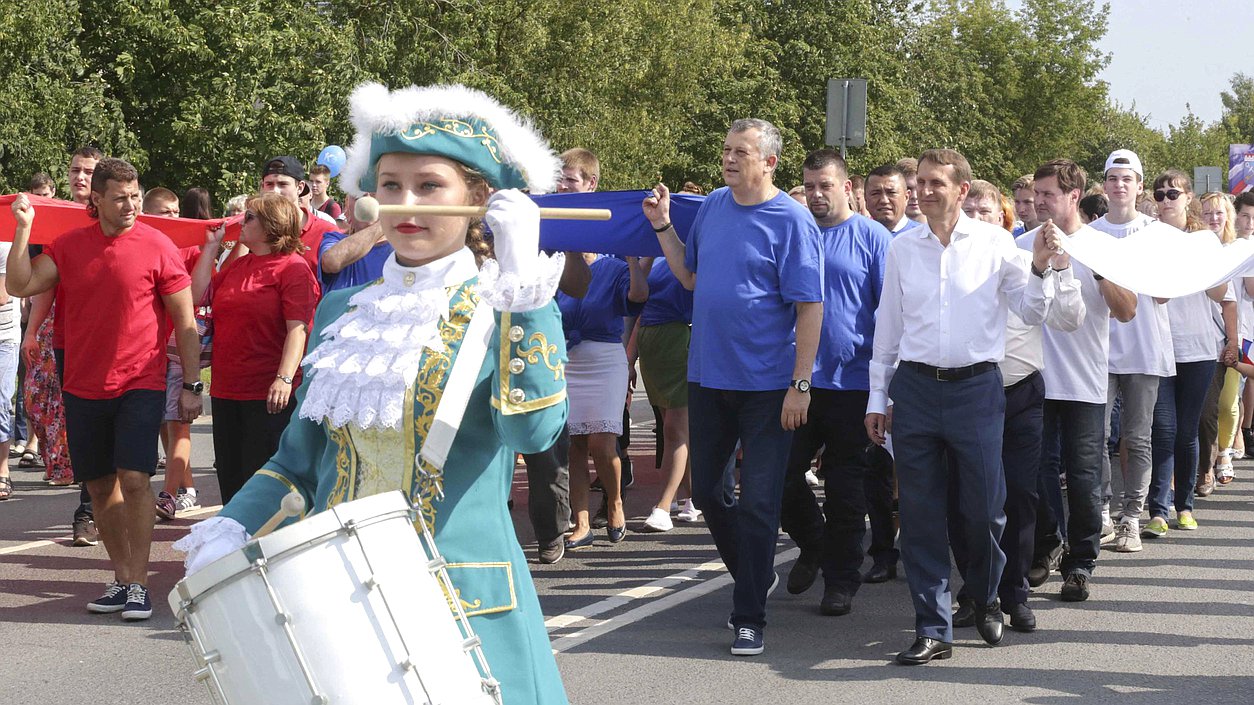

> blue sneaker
[731,626,764,656]
[121,583,153,621]
[87,581,128,613]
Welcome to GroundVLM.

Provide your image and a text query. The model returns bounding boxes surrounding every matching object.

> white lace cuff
[173,516,251,575]
[476,252,565,312]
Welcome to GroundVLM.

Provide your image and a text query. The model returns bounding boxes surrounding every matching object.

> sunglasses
[1153,189,1183,202]
[243,211,258,223]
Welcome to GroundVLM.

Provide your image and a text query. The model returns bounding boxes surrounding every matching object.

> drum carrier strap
[420,300,494,470]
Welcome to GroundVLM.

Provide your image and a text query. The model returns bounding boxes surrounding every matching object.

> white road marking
[549,547,800,653]
[0,505,222,556]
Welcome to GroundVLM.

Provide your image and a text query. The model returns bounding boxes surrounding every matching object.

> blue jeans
[1042,399,1105,578]
[891,363,1006,642]
[688,384,793,630]
[1150,361,1216,518]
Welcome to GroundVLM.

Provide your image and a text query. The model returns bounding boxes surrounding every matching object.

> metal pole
[841,80,851,160]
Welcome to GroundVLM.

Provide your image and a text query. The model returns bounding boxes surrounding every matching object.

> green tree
[76,0,364,211]
[0,0,141,195]
[1218,72,1254,145]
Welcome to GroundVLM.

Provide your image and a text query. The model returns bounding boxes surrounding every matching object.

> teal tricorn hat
[341,82,560,196]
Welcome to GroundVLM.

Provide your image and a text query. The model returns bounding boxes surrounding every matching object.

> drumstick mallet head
[253,492,306,538]
[354,195,382,224]
[281,492,306,518]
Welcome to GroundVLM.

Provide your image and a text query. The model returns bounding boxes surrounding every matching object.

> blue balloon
[316,145,347,178]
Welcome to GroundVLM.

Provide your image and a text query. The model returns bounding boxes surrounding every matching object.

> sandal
[0,476,12,500]
[18,450,42,468]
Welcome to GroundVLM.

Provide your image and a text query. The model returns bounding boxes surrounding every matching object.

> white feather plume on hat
[340,82,561,197]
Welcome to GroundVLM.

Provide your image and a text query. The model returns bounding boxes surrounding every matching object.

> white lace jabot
[298,249,479,430]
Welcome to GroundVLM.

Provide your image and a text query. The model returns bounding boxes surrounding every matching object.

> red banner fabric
[0,194,241,247]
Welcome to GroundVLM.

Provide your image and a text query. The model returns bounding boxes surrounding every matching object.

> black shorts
[63,389,164,482]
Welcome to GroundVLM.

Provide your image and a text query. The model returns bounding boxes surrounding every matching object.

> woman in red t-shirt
[192,193,320,503]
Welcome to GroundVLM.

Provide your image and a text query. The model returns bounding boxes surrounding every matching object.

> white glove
[173,516,251,575]
[483,189,541,276]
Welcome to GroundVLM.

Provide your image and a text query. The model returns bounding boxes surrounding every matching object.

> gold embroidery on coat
[518,332,565,381]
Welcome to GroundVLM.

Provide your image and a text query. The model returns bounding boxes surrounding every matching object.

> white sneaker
[1114,521,1142,552]
[675,499,702,523]
[175,489,200,512]
[804,469,821,489]
[640,507,673,532]
[669,501,681,513]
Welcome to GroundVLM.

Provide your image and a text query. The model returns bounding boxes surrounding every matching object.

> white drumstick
[252,492,306,538]
[353,195,611,223]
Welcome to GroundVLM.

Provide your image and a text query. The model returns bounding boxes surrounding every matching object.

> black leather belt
[903,360,997,382]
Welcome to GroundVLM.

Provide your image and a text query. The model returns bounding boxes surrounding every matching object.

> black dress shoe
[819,587,852,616]
[1028,544,1064,587]
[787,552,821,594]
[896,637,952,665]
[863,562,897,584]
[1006,602,1036,632]
[952,596,976,628]
[974,602,1004,645]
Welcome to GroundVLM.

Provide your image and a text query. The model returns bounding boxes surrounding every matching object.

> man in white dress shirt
[866,148,1059,665]
[1019,159,1137,604]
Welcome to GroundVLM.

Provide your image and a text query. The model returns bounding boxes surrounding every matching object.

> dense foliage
[1,0,1249,210]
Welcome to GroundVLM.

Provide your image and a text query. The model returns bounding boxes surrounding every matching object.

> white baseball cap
[1104,149,1143,177]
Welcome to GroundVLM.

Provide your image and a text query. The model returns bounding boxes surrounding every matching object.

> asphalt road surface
[3,403,1253,704]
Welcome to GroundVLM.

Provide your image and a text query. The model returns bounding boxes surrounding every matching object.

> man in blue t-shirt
[318,197,392,292]
[777,149,891,616]
[643,119,823,657]
[318,226,393,292]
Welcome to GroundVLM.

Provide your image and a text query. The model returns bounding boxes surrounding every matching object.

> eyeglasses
[1153,189,1183,202]
[243,211,258,223]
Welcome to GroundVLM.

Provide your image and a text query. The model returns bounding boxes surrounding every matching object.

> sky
[1000,0,1241,132]
[1096,0,1240,131]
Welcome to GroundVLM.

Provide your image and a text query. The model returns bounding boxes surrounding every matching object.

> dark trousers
[210,397,295,504]
[864,444,898,566]
[951,371,1044,607]
[55,348,92,521]
[779,388,870,593]
[891,363,1006,643]
[1034,410,1067,559]
[1150,360,1216,518]
[1041,399,1105,577]
[688,383,793,630]
[521,426,572,546]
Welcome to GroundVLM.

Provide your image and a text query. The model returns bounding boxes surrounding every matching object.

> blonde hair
[1200,191,1237,244]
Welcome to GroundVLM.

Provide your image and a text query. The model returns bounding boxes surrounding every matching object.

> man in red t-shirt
[7,159,204,622]
[259,156,340,278]
[22,146,102,548]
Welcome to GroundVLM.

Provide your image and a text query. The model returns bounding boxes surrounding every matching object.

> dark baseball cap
[263,156,305,181]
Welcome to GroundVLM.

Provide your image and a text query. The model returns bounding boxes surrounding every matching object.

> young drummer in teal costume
[177,82,571,704]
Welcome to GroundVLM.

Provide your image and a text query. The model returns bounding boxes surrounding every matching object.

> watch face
[795,380,810,392]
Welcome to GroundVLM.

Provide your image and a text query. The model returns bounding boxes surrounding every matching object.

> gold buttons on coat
[508,388,526,404]
[508,326,525,342]
[509,358,526,375]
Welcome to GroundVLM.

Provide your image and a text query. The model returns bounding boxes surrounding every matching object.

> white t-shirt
[1235,273,1254,346]
[1018,225,1110,404]
[1090,215,1175,377]
[1168,287,1229,363]
[0,242,19,344]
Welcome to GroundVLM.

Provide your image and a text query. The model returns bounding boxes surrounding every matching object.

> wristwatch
[791,379,811,393]
[276,374,294,385]
[182,380,205,395]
